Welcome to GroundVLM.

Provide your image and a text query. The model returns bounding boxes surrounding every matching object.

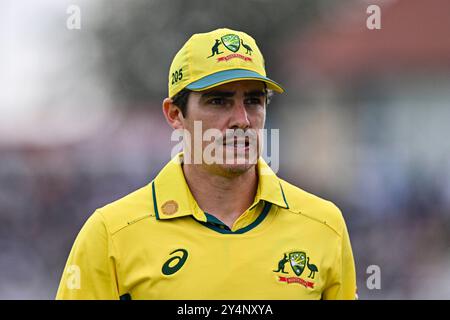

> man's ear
[162,98,184,130]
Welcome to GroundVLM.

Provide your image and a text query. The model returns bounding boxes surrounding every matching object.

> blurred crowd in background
[1,0,449,299]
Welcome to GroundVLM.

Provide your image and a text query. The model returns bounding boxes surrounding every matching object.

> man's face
[181,80,267,177]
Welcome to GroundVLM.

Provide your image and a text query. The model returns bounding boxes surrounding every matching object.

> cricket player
[56,28,357,300]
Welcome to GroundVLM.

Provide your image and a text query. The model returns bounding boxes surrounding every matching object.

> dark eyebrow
[200,91,235,99]
[244,90,266,97]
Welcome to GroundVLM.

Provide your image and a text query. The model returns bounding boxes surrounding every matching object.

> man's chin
[214,162,256,176]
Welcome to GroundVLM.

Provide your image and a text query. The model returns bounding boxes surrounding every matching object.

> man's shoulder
[94,183,156,235]
[279,178,347,237]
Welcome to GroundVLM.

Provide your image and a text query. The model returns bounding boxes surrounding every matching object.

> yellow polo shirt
[56,153,356,300]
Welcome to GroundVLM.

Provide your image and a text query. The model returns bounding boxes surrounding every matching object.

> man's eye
[245,98,263,105]
[208,98,226,105]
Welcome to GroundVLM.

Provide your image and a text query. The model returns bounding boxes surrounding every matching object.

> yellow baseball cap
[168,28,284,98]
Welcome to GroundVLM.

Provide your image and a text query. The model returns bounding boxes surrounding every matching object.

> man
[56,28,356,300]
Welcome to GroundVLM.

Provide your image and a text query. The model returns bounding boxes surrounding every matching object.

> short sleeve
[56,210,120,300]
[322,217,357,300]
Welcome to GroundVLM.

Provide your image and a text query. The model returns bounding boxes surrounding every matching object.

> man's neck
[182,164,258,229]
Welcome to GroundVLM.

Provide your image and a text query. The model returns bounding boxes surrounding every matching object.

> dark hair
[171,85,274,117]
[171,88,192,117]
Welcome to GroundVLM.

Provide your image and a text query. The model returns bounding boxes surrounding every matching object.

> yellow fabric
[56,153,356,300]
[168,28,284,97]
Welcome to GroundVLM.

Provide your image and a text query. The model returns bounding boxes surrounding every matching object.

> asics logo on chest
[162,249,189,276]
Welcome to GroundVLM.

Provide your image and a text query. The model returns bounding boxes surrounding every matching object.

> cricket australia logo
[221,34,240,52]
[208,33,253,62]
[273,251,318,289]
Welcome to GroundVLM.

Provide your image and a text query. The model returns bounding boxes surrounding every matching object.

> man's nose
[228,101,250,129]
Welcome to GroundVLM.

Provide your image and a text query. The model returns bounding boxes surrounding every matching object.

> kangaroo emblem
[273,253,289,274]
[241,39,253,55]
[207,39,223,58]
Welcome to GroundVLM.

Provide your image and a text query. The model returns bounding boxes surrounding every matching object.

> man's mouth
[223,137,250,148]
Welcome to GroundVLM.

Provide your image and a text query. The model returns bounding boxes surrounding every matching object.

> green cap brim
[186,69,284,93]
